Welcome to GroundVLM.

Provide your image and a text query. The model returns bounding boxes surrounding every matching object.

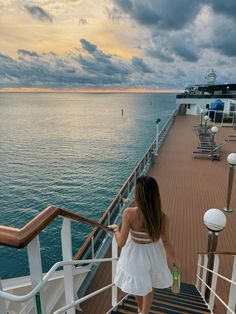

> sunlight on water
[0,92,176,278]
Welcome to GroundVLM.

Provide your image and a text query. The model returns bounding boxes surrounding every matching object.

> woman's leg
[135,295,143,313]
[142,289,153,314]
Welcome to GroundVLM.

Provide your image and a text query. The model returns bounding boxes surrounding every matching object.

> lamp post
[200,109,205,127]
[204,115,210,137]
[155,118,161,155]
[224,153,236,212]
[203,208,227,302]
[210,126,218,161]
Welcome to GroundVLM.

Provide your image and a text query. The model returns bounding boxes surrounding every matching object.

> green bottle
[172,265,180,294]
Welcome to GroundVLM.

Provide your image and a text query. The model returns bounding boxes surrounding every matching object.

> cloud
[131,57,153,73]
[146,49,174,63]
[80,39,97,53]
[113,0,202,30]
[0,40,135,89]
[78,18,88,25]
[24,5,53,23]
[17,49,40,57]
[210,0,236,19]
[170,38,199,62]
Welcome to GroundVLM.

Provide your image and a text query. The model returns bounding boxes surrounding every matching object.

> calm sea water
[0,92,176,279]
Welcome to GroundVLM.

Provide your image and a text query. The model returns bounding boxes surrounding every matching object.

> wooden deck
[80,114,236,314]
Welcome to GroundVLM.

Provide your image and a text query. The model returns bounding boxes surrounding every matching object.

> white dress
[114,231,173,296]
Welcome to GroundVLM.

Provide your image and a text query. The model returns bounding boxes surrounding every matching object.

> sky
[1,0,236,91]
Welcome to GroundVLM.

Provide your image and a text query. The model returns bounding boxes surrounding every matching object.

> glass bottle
[172,265,180,294]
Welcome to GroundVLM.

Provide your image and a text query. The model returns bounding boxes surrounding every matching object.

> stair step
[154,289,204,301]
[152,296,209,311]
[151,302,210,314]
[112,283,210,314]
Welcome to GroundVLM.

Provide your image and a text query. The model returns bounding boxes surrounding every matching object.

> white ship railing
[196,252,236,313]
[0,111,177,314]
[0,229,119,313]
[197,106,236,128]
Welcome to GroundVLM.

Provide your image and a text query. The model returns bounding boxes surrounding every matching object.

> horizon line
[0,87,182,93]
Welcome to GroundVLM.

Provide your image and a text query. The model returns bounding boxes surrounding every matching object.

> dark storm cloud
[210,0,236,19]
[146,49,174,63]
[113,0,201,30]
[80,39,97,53]
[211,23,236,57]
[77,39,130,77]
[25,5,53,23]
[131,57,153,73]
[170,39,199,62]
[18,49,40,57]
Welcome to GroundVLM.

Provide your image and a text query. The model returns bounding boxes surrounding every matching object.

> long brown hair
[135,175,163,241]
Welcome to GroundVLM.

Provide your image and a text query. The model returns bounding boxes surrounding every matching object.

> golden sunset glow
[1,1,236,90]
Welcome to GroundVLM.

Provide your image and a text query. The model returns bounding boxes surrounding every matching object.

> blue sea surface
[0,92,176,279]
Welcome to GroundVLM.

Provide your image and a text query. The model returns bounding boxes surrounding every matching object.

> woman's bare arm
[108,208,131,248]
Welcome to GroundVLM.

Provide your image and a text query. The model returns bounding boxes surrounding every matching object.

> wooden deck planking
[149,115,236,313]
[80,115,236,313]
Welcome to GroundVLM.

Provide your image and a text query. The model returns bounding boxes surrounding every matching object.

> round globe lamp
[203,208,226,302]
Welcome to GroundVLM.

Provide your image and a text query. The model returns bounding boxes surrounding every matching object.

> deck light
[204,208,226,232]
[211,126,218,134]
[203,208,226,302]
[204,115,210,121]
[224,153,236,212]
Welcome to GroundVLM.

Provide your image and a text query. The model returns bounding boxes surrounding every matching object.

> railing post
[201,254,208,296]
[0,278,7,314]
[196,254,202,289]
[91,236,95,259]
[227,255,236,314]
[61,218,75,314]
[205,231,218,302]
[112,236,118,307]
[209,254,219,310]
[27,236,46,314]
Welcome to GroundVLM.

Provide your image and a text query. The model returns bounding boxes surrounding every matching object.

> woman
[109,175,178,314]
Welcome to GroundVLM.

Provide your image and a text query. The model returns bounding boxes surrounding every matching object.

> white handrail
[53,283,114,314]
[197,276,235,314]
[197,253,236,313]
[0,257,117,302]
[198,263,236,286]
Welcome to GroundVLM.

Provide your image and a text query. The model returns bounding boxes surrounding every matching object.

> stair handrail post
[112,236,118,307]
[203,208,226,303]
[201,254,208,296]
[209,254,219,310]
[61,218,76,314]
[0,278,7,314]
[227,255,236,314]
[27,235,46,314]
[196,254,202,289]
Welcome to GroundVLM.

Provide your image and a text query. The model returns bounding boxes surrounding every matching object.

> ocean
[0,92,176,279]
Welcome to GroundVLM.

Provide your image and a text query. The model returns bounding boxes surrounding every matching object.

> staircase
[111,283,211,314]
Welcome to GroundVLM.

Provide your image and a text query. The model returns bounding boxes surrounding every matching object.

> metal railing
[196,252,236,313]
[197,107,236,128]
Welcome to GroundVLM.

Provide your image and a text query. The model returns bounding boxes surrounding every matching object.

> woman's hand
[107,224,119,233]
